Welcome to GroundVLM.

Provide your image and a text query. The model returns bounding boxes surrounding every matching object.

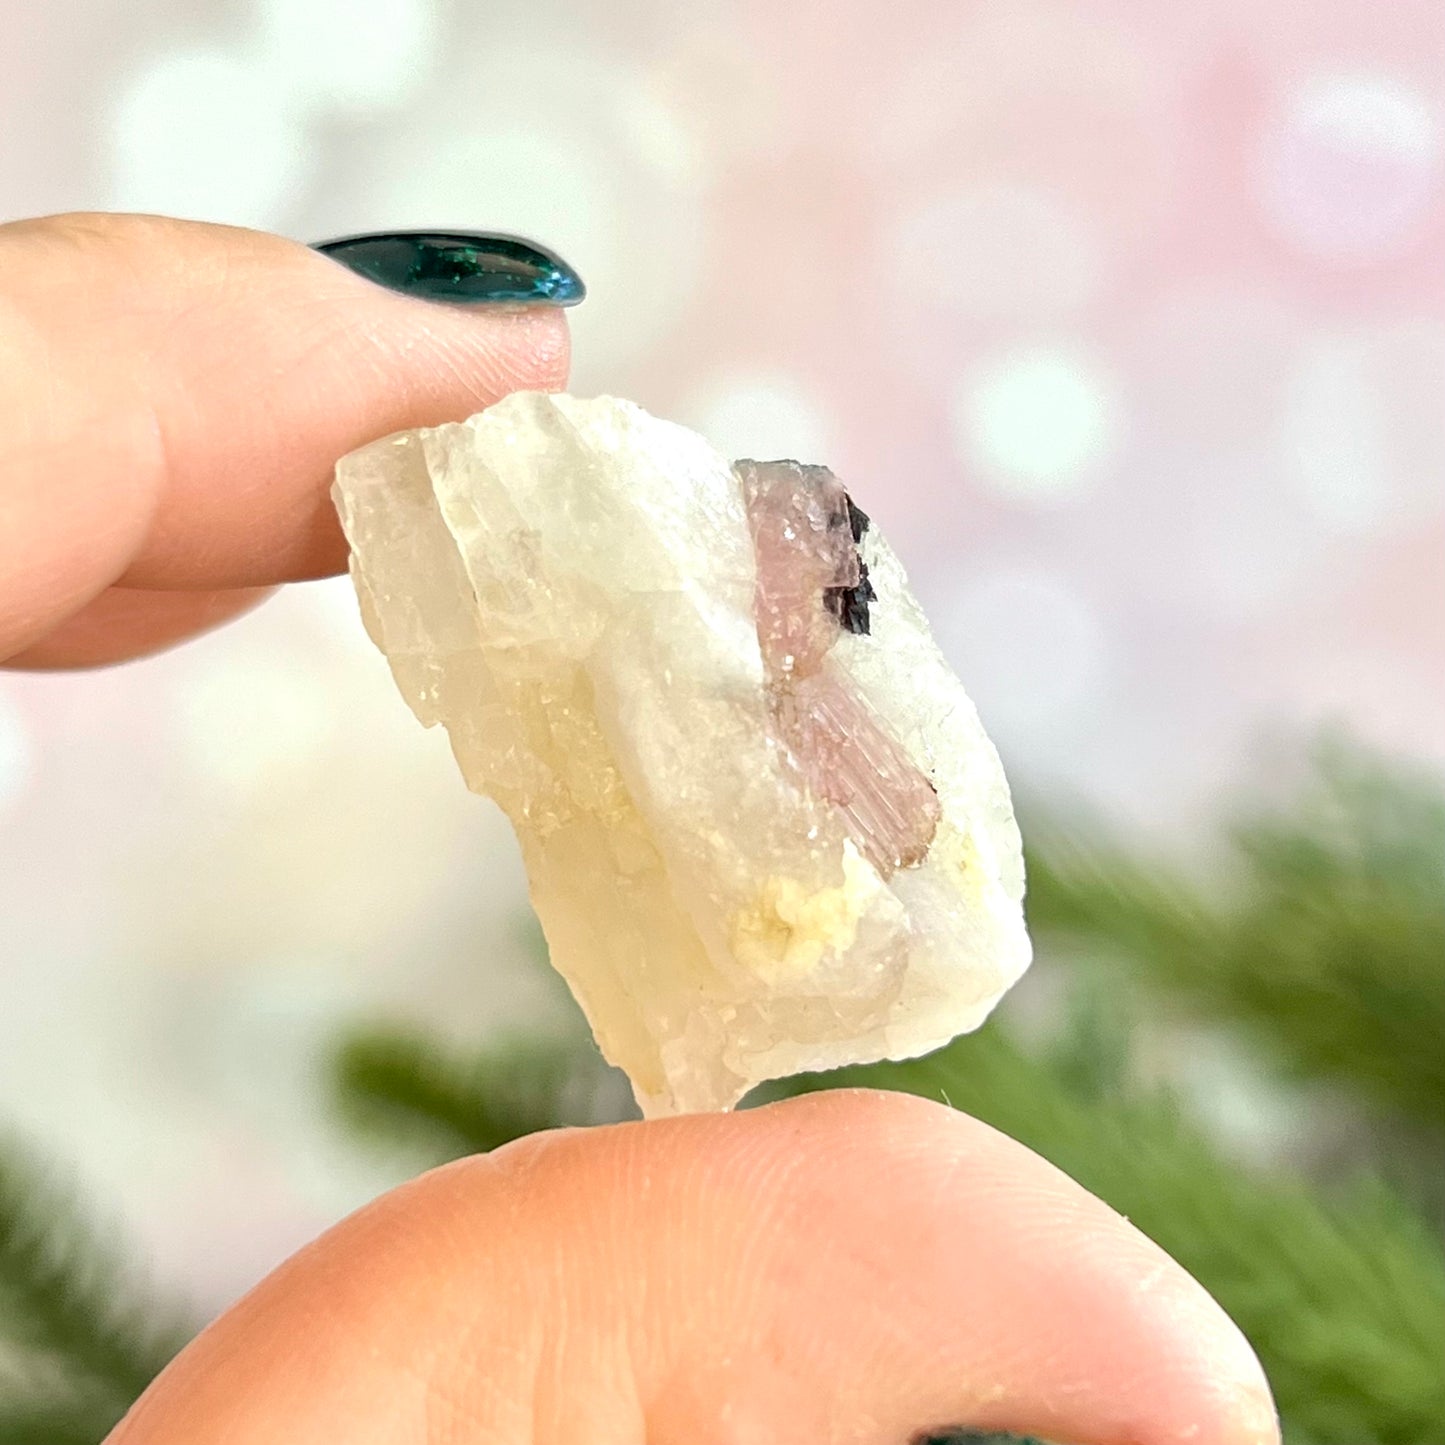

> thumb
[0,213,573,665]
[109,1091,1279,1445]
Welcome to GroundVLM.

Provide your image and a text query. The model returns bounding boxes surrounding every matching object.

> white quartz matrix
[334,392,1030,1115]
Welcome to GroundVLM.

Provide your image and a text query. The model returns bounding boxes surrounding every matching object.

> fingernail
[312,230,585,306]
[916,1432,1059,1445]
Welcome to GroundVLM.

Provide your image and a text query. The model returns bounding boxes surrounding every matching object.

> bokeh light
[174,647,338,801]
[255,0,439,114]
[1281,320,1445,532]
[0,685,34,814]
[106,48,307,227]
[932,560,1112,756]
[1282,333,1393,530]
[954,346,1121,498]
[1257,70,1443,261]
[886,183,1105,323]
[682,373,834,462]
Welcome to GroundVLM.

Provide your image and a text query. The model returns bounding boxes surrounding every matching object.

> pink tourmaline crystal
[737,459,942,876]
[737,459,857,678]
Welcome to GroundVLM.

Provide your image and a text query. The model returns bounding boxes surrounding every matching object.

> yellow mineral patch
[730,840,882,983]
[930,819,986,905]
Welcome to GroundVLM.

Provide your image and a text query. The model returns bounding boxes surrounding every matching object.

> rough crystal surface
[333,393,1031,1116]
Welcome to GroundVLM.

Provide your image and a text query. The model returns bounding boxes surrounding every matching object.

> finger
[110,1090,1278,1445]
[4,584,272,669]
[0,213,570,661]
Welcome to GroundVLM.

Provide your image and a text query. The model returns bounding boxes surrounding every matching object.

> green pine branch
[1024,739,1445,1136]
[0,1393,128,1445]
[0,1132,192,1442]
[332,1027,631,1160]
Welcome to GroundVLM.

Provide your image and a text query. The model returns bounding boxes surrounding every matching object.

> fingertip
[119,248,573,590]
[110,1091,1279,1445]
[4,584,273,669]
[466,1090,1280,1445]
[632,1088,1279,1445]
[0,212,574,659]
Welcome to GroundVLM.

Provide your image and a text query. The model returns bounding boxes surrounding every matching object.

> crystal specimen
[333,393,1031,1116]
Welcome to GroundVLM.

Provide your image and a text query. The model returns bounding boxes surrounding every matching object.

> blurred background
[2,2,1444,1442]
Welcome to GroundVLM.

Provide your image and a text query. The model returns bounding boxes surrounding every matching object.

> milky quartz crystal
[333,393,1030,1116]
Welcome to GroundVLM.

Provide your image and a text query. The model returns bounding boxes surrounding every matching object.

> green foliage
[332,1026,631,1161]
[0,1400,126,1445]
[1025,739,1445,1136]
[0,1133,191,1444]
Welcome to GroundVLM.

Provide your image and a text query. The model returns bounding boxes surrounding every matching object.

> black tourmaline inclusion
[824,492,877,636]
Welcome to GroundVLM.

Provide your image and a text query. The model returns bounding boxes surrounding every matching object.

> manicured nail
[916,1432,1059,1445]
[312,230,585,306]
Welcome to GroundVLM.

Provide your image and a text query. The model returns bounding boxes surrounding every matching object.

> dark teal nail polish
[916,1432,1057,1445]
[312,231,585,306]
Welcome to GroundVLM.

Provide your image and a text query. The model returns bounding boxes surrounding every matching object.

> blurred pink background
[2,0,1443,1315]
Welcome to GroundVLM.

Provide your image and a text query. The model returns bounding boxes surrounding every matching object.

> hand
[2,214,1278,1445]
[0,212,567,667]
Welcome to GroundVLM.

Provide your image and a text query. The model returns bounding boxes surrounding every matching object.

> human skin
[0,214,1280,1445]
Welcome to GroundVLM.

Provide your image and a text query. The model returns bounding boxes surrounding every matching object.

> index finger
[0,213,571,662]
